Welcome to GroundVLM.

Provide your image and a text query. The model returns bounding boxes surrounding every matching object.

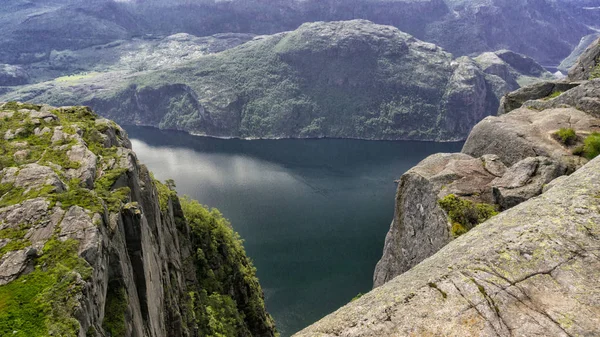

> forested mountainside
[0,102,276,337]
[1,20,553,141]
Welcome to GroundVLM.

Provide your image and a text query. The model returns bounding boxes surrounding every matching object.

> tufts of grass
[438,194,498,238]
[583,132,600,160]
[0,238,92,337]
[553,128,577,146]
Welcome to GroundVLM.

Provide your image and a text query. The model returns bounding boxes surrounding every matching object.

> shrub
[583,132,600,160]
[554,128,577,146]
[438,194,498,238]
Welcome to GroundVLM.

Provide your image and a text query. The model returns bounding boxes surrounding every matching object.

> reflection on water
[126,126,463,336]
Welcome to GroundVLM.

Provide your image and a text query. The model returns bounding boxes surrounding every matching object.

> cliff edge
[0,102,276,337]
[295,154,600,336]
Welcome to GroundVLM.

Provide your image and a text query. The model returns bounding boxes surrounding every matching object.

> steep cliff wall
[0,102,276,337]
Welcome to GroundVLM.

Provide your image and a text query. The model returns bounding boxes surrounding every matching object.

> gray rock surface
[568,37,600,81]
[496,81,580,115]
[295,155,600,337]
[524,79,600,118]
[491,156,566,210]
[373,153,499,287]
[463,107,600,168]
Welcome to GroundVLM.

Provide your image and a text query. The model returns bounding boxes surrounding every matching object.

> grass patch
[0,238,92,337]
[553,128,577,146]
[438,194,498,238]
[51,179,103,214]
[2,102,41,111]
[583,132,600,160]
[55,72,101,84]
[351,293,364,302]
[544,91,563,100]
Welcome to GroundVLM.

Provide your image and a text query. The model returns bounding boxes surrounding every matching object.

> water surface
[125,126,463,336]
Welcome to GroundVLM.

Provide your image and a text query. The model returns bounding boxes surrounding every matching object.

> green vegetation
[0,102,133,214]
[427,282,447,299]
[102,286,128,336]
[153,177,177,212]
[180,196,276,336]
[544,91,563,100]
[589,58,600,80]
[0,102,275,336]
[554,128,577,146]
[583,132,600,160]
[0,238,92,337]
[351,293,364,302]
[438,194,498,238]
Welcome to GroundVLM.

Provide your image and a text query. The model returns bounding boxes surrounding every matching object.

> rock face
[1,20,552,141]
[373,75,600,289]
[568,37,600,81]
[295,155,600,337]
[0,102,276,337]
[463,106,599,168]
[373,153,499,287]
[496,81,580,115]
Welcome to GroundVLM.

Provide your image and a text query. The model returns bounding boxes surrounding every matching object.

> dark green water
[125,126,463,336]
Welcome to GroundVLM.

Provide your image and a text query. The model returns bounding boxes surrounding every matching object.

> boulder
[491,156,566,210]
[524,79,600,119]
[462,107,600,169]
[497,81,580,115]
[66,145,98,189]
[13,163,66,193]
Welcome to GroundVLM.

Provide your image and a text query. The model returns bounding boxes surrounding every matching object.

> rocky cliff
[0,102,276,337]
[298,40,600,336]
[1,20,552,141]
[296,154,600,336]
[374,77,600,287]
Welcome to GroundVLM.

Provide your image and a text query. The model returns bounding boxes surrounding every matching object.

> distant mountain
[1,20,553,141]
[0,0,598,67]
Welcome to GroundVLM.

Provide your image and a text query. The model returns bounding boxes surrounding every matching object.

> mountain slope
[1,20,552,141]
[0,0,597,66]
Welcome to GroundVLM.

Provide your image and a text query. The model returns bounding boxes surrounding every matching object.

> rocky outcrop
[568,37,600,81]
[373,75,600,289]
[295,155,600,337]
[463,106,599,168]
[373,153,500,287]
[523,79,600,118]
[0,102,276,337]
[2,20,552,141]
[496,81,580,115]
[559,33,600,74]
